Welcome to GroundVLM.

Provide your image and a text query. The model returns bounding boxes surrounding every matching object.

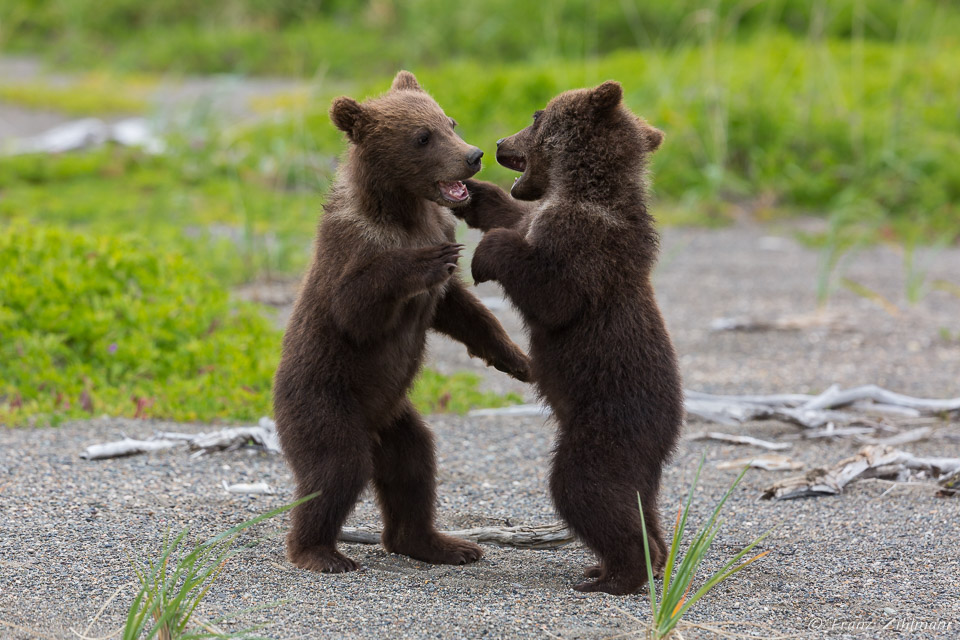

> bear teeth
[439,181,469,202]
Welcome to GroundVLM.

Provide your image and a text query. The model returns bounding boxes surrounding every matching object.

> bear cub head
[495,81,664,201]
[330,70,483,208]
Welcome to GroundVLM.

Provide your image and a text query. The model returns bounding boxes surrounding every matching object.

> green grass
[3,0,957,77]
[0,72,152,115]
[412,369,522,415]
[640,458,774,639]
[242,32,960,243]
[4,30,959,285]
[124,495,314,640]
[3,2,958,286]
[0,225,519,426]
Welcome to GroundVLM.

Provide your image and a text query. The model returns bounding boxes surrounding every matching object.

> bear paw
[385,532,483,566]
[582,564,603,579]
[288,545,360,573]
[573,573,646,596]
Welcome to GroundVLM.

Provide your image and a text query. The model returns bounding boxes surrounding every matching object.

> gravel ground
[2,223,959,639]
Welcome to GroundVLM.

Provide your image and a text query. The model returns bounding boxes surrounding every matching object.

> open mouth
[438,180,470,203]
[497,152,526,173]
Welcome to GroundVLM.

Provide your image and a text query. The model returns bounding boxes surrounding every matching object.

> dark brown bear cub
[454,81,682,595]
[273,70,531,574]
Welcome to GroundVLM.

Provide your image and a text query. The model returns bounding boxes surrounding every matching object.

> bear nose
[496,138,505,147]
[466,147,483,167]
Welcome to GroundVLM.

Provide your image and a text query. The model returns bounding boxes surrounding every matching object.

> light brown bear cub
[273,71,531,574]
[454,81,683,595]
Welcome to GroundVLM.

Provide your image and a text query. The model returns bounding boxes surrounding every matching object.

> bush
[0,224,281,424]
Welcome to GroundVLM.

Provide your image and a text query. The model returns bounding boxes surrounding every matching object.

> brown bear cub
[454,81,682,595]
[273,71,531,574]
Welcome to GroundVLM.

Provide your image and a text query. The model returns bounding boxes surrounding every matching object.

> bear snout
[466,147,483,170]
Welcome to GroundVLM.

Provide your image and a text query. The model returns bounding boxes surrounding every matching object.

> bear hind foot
[573,572,647,596]
[288,544,360,573]
[385,531,483,566]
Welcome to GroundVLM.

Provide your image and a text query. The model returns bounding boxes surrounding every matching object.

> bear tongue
[439,181,469,202]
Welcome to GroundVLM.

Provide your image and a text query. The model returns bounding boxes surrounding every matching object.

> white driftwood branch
[709,312,849,333]
[761,445,960,500]
[690,432,791,450]
[800,384,960,413]
[866,427,933,446]
[81,418,280,460]
[222,481,276,495]
[80,437,182,460]
[469,404,551,418]
[796,426,879,439]
[716,454,803,471]
[683,390,815,406]
[473,385,957,430]
[338,522,574,549]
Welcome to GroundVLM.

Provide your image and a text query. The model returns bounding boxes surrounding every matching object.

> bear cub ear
[330,97,371,143]
[643,123,664,153]
[391,70,423,93]
[590,80,623,112]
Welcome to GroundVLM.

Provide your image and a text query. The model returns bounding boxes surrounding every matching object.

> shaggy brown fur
[453,81,682,595]
[273,71,531,574]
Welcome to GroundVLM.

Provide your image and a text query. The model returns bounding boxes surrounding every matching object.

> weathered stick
[80,437,182,460]
[81,418,280,460]
[473,384,957,430]
[338,522,575,549]
[800,384,960,413]
[716,454,803,472]
[867,427,933,446]
[689,432,791,450]
[761,445,960,500]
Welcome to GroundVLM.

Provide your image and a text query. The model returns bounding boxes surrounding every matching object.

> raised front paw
[416,242,464,288]
[472,228,520,285]
[493,346,532,382]
[451,179,502,227]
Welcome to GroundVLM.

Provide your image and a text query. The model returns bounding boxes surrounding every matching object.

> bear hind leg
[551,452,653,595]
[286,430,372,573]
[373,405,482,566]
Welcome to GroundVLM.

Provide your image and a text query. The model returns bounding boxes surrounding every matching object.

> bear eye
[532,110,544,122]
[417,131,431,146]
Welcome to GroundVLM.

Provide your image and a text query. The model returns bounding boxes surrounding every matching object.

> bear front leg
[472,228,586,329]
[331,243,464,342]
[431,281,531,382]
[451,179,528,231]
[372,404,483,566]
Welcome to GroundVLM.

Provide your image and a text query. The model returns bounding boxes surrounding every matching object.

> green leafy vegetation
[6,30,958,287]
[0,73,151,115]
[0,225,514,425]
[640,458,774,639]
[0,224,281,425]
[3,0,956,77]
[412,369,522,415]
